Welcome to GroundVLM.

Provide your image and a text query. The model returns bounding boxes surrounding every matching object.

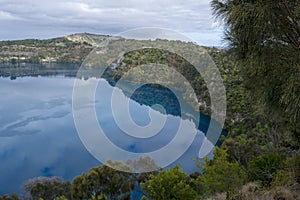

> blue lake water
[0,63,216,195]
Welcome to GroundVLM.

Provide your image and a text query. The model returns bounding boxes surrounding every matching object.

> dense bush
[248,153,282,187]
[141,166,197,200]
[23,177,71,200]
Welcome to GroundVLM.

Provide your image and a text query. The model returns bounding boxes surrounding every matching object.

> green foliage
[272,154,300,187]
[1,31,299,199]
[117,47,209,113]
[199,48,297,171]
[23,177,71,200]
[0,35,93,63]
[194,148,246,198]
[89,194,108,200]
[0,194,20,200]
[211,0,300,137]
[140,196,147,200]
[285,154,300,184]
[248,153,282,186]
[71,161,134,200]
[211,2,300,178]
[126,157,160,185]
[141,166,197,200]
[53,196,68,200]
[271,170,292,187]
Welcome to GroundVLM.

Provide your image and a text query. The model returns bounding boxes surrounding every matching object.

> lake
[0,63,215,195]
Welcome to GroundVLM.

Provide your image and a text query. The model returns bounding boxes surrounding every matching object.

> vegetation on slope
[0,1,299,196]
[0,34,96,63]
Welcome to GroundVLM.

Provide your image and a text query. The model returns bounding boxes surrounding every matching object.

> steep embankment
[1,33,299,199]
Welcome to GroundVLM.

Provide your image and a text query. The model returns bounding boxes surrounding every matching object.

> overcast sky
[0,0,224,46]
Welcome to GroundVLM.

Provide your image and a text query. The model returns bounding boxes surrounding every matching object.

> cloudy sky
[0,0,224,46]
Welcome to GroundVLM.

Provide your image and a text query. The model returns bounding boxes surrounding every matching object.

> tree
[194,147,246,198]
[140,166,197,200]
[248,153,282,186]
[71,161,134,200]
[0,194,20,200]
[126,156,160,185]
[211,0,300,138]
[23,176,71,200]
[53,196,68,200]
[272,154,300,186]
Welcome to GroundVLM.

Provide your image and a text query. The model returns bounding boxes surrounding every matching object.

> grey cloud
[0,0,223,46]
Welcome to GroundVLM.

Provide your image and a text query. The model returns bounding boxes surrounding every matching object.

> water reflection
[0,74,99,194]
[0,63,216,194]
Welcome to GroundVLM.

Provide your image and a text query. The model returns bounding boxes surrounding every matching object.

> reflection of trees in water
[106,78,218,136]
[0,63,80,79]
[123,84,181,117]
[0,63,224,138]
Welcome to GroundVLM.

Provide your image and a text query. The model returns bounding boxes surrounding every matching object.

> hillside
[0,33,298,199]
[0,33,106,63]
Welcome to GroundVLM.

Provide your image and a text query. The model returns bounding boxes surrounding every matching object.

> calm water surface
[0,63,212,194]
